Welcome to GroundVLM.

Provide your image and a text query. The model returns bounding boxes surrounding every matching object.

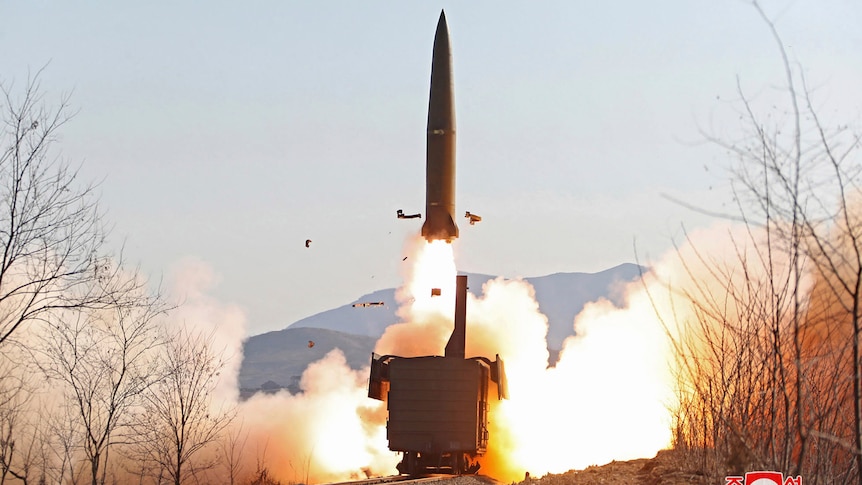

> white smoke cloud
[167,258,248,404]
[236,350,396,483]
[166,258,397,483]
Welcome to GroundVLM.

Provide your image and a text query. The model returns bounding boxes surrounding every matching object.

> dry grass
[524,449,710,485]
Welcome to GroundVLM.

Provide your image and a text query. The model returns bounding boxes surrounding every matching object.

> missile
[421,10,459,243]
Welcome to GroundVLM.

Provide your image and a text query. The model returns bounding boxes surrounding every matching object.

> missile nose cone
[429,10,454,133]
[436,10,449,41]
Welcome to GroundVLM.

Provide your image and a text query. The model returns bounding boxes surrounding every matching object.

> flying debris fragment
[464,211,482,225]
[430,288,442,297]
[397,209,421,219]
[305,239,312,248]
[353,302,385,308]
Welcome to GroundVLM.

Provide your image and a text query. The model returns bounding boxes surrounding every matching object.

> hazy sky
[2,1,861,336]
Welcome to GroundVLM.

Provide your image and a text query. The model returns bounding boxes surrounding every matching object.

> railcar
[368,276,507,475]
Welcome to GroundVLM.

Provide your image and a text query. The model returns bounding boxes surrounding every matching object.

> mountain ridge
[238,263,645,392]
[286,263,643,349]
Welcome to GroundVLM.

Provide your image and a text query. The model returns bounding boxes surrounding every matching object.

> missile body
[421,11,459,243]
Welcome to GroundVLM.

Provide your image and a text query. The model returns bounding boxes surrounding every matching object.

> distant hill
[528,264,643,350]
[238,327,376,394]
[238,264,645,394]
[285,264,644,349]
[281,275,496,339]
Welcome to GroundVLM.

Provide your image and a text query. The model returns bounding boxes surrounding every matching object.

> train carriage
[368,276,507,475]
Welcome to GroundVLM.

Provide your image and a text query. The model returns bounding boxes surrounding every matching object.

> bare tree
[0,70,164,485]
[219,422,249,485]
[45,404,85,485]
[655,2,862,483]
[131,327,234,485]
[39,291,165,485]
[0,71,146,349]
[0,355,32,485]
[246,440,284,485]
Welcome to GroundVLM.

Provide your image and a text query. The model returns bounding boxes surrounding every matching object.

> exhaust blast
[373,237,677,482]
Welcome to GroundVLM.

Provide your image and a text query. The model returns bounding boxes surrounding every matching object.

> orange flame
[229,236,676,483]
[379,237,677,481]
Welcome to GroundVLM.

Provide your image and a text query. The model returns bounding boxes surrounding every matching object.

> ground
[521,449,709,485]
[423,449,710,485]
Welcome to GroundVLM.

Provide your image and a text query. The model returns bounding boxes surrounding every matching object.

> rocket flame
[377,237,676,481]
[375,239,457,357]
[400,239,457,321]
[224,235,676,484]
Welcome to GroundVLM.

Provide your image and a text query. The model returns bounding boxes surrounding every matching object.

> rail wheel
[397,452,418,475]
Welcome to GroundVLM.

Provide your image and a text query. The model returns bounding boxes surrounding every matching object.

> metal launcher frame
[368,275,508,475]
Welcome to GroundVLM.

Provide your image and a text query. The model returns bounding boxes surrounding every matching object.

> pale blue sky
[3,2,861,335]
